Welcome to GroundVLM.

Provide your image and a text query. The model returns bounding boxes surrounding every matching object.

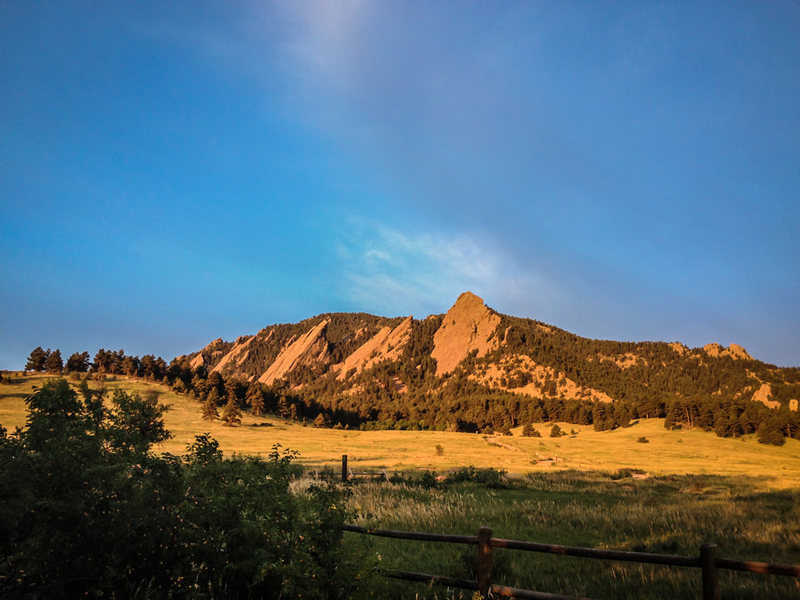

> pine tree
[94,349,112,373]
[594,403,611,431]
[207,372,224,398]
[221,398,242,426]
[44,349,63,373]
[714,414,731,438]
[277,396,290,419]
[66,351,90,372]
[206,387,221,406]
[247,387,265,416]
[25,347,49,372]
[664,402,679,430]
[122,355,139,377]
[757,417,785,446]
[202,398,219,421]
[614,403,630,428]
[313,413,331,428]
[697,404,714,430]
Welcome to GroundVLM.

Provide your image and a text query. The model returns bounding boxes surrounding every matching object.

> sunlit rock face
[431,291,501,375]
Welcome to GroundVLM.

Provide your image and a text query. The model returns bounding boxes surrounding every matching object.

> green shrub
[447,466,507,487]
[388,469,438,488]
[0,379,359,599]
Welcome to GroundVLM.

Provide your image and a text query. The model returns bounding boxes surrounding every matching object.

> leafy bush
[447,466,507,487]
[637,436,649,443]
[387,469,438,488]
[550,424,563,438]
[0,379,359,599]
[757,418,786,446]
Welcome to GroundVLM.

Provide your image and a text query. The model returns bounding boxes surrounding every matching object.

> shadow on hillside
[0,392,30,400]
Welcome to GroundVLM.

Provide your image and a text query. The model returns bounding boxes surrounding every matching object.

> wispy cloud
[334,220,565,318]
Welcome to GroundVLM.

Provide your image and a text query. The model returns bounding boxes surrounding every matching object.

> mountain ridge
[178,292,799,421]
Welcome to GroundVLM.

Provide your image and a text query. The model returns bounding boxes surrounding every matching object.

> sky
[1,1,799,368]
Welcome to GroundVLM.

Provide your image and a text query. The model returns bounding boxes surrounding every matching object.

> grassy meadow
[1,372,800,488]
[339,473,800,599]
[2,373,799,598]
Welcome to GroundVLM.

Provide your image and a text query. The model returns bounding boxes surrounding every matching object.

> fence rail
[343,523,800,599]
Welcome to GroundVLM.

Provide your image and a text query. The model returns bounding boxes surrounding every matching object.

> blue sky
[2,1,798,368]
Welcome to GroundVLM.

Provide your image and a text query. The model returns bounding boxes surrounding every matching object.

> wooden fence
[343,523,800,599]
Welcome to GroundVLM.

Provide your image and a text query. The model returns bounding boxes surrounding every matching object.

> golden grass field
[2,372,799,489]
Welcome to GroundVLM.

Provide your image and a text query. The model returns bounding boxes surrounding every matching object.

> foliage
[66,350,91,372]
[25,346,49,372]
[202,397,219,421]
[220,397,242,426]
[0,379,359,599]
[388,470,438,488]
[757,416,786,446]
[447,466,506,487]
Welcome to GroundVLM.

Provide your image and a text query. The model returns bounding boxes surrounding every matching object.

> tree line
[24,346,168,380]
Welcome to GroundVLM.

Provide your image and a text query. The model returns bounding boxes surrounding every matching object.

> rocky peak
[431,291,501,375]
[704,342,752,361]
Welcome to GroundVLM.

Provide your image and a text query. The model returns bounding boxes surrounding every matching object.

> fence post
[341,454,348,482]
[701,543,720,600]
[477,526,493,598]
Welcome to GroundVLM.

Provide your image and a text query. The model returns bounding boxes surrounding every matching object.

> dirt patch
[484,435,523,452]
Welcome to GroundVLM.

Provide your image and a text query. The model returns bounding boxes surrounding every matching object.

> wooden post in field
[477,526,493,598]
[701,543,720,600]
[341,454,348,482]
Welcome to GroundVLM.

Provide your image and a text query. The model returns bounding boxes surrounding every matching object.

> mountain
[172,292,800,438]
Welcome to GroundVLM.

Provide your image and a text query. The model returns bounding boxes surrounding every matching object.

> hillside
[2,374,799,488]
[172,292,800,441]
